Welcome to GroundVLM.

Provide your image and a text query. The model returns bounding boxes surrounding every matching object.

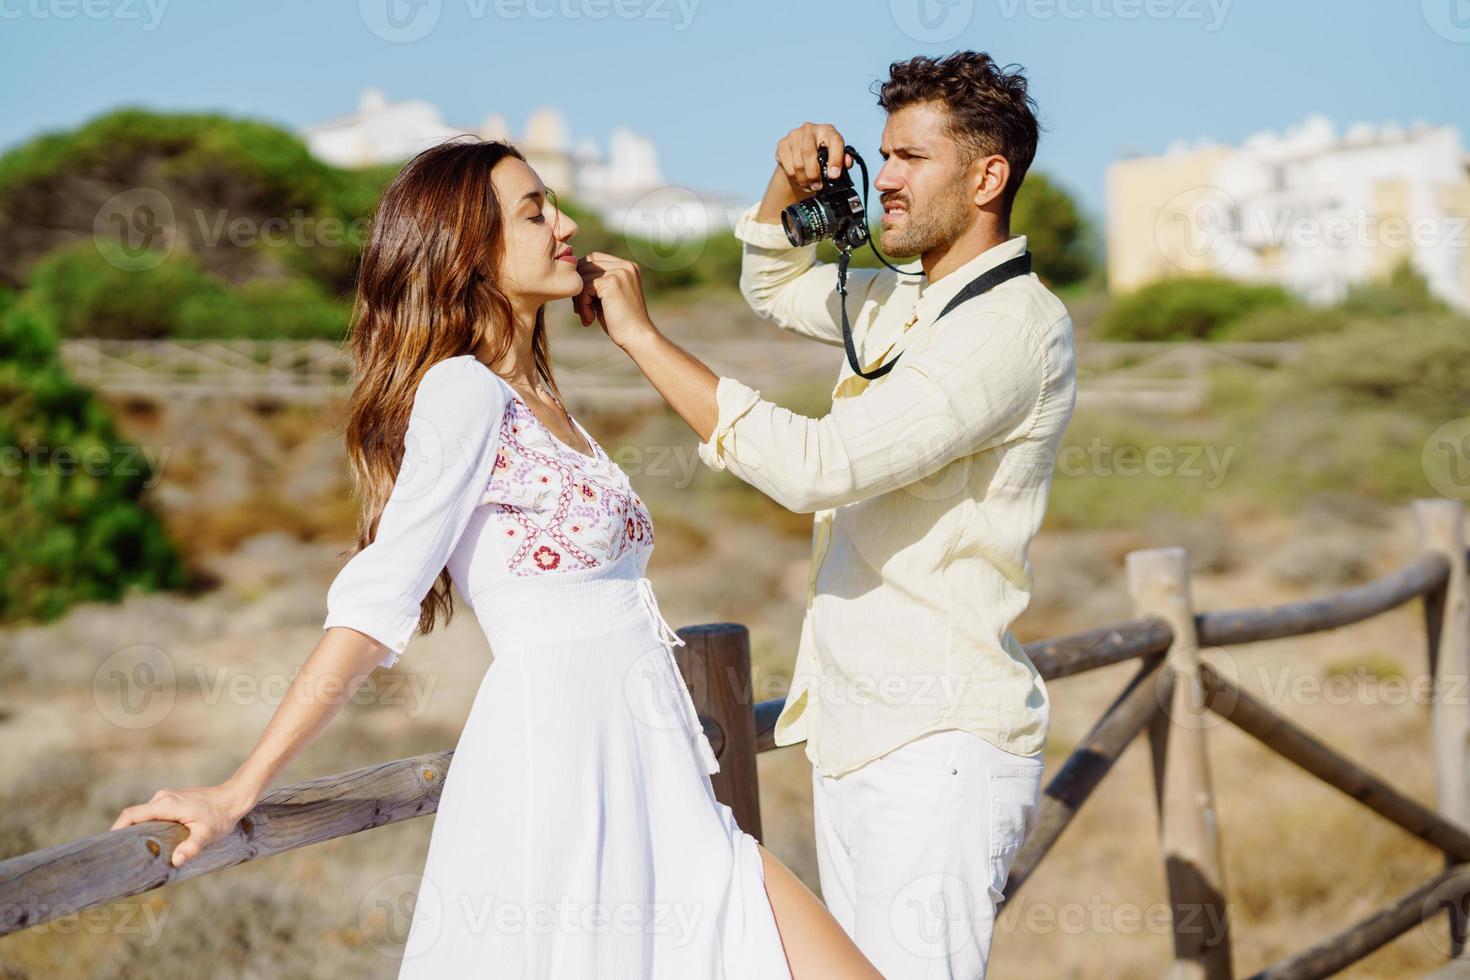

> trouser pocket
[988,765,1041,855]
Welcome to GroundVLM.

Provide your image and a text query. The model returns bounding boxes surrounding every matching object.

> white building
[1108,115,1470,312]
[302,88,743,239]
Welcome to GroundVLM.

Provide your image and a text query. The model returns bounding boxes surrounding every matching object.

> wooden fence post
[1415,498,1470,958]
[1128,546,1233,980]
[675,623,764,843]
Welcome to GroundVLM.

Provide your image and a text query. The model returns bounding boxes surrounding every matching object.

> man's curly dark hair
[874,51,1041,221]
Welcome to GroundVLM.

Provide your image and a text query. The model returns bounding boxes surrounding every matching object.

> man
[577,50,1077,979]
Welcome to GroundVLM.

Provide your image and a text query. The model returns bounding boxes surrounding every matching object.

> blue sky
[2,0,1467,221]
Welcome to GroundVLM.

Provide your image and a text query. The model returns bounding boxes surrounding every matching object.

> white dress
[322,354,791,979]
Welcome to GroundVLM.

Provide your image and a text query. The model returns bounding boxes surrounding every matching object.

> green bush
[18,241,348,340]
[1010,172,1095,288]
[0,108,383,229]
[0,293,186,623]
[0,109,394,296]
[1216,306,1353,342]
[1297,315,1470,418]
[175,277,349,340]
[1097,276,1297,341]
[21,241,226,339]
[1339,259,1449,318]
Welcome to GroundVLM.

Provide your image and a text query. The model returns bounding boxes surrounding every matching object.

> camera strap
[837,248,1034,381]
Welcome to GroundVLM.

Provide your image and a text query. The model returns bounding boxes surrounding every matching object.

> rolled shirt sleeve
[322,356,507,668]
[734,203,891,347]
[696,311,1048,514]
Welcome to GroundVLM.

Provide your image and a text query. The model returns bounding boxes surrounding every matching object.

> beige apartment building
[1107,116,1470,312]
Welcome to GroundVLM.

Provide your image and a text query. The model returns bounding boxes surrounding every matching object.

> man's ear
[972,154,1011,209]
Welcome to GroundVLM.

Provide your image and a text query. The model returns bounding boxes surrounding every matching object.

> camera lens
[781,198,831,247]
[779,208,804,247]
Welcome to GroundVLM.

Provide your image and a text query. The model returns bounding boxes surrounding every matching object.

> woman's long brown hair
[337,137,559,640]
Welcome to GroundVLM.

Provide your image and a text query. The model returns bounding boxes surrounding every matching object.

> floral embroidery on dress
[480,392,654,578]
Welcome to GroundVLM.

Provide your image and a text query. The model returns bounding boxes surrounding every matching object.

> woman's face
[491,156,582,305]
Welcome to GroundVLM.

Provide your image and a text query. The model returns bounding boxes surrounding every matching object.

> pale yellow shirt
[696,203,1078,778]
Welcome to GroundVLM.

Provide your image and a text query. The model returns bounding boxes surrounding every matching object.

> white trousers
[810,728,1044,980]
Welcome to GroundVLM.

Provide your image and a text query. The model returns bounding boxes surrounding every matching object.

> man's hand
[758,123,855,224]
[777,122,854,190]
[574,251,657,350]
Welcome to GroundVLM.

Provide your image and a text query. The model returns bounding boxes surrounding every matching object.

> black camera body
[780,145,869,250]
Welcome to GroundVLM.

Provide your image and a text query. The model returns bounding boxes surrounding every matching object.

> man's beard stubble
[877,174,971,259]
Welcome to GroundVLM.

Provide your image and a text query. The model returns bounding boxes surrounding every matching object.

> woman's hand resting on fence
[111,783,258,869]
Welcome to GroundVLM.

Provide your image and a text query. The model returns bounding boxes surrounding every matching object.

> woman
[110,138,880,979]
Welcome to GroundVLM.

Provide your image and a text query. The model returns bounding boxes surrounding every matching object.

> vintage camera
[781,144,870,250]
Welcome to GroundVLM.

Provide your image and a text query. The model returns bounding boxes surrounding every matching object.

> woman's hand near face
[574,252,658,350]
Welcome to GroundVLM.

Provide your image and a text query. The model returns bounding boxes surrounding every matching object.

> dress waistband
[470,550,721,776]
[471,548,650,641]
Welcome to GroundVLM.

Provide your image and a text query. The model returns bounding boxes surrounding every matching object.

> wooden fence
[58,338,1303,415]
[1,496,1465,979]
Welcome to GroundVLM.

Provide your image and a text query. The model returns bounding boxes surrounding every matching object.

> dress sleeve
[322,356,507,668]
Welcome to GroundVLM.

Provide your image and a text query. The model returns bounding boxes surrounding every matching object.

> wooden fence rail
[1,496,1466,980]
[56,338,1305,415]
